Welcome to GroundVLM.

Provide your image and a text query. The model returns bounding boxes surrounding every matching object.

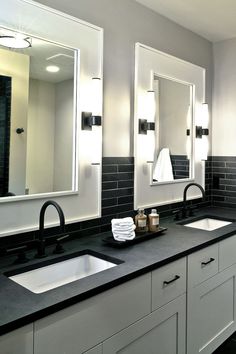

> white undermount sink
[7,252,119,294]
[184,218,232,231]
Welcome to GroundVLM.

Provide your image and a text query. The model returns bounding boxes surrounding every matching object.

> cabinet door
[187,265,236,354]
[103,294,186,354]
[0,325,33,354]
[34,273,151,354]
[83,344,102,354]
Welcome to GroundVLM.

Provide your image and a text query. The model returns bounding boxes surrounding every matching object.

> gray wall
[213,38,236,156]
[36,0,213,157]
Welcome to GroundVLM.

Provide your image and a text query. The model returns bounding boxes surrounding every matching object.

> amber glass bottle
[148,209,159,232]
[135,208,148,232]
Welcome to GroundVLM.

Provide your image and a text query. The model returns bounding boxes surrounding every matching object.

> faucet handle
[2,245,29,264]
[35,239,47,258]
[53,234,70,254]
[173,209,182,221]
[188,205,198,217]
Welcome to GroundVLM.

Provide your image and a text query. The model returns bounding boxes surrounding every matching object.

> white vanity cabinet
[0,325,33,354]
[33,257,187,354]
[187,242,236,354]
[102,259,187,354]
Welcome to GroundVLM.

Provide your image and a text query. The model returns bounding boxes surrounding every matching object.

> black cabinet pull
[201,257,215,267]
[163,275,180,286]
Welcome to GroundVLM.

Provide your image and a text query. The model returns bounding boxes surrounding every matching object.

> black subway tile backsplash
[102,172,134,182]
[102,181,118,190]
[4,154,236,251]
[102,188,133,199]
[211,155,236,208]
[102,157,134,165]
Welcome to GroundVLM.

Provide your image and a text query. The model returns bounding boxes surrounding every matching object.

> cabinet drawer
[188,243,219,288]
[219,235,236,271]
[152,257,186,311]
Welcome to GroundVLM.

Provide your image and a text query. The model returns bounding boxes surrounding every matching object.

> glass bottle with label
[135,208,148,232]
[148,209,159,232]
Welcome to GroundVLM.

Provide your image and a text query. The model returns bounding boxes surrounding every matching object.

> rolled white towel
[113,230,136,242]
[111,217,134,227]
[112,225,136,234]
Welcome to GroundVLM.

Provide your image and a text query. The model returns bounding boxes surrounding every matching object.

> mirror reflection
[0,27,77,198]
[152,75,193,183]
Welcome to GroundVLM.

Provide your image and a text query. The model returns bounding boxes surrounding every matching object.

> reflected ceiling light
[46,65,60,73]
[0,35,31,49]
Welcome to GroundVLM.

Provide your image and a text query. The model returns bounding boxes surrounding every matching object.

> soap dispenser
[148,209,159,232]
[135,208,148,232]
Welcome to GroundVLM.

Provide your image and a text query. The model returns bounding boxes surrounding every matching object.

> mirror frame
[0,0,103,236]
[134,43,206,209]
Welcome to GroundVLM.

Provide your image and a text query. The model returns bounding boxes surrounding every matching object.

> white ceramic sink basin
[184,218,232,231]
[8,253,118,294]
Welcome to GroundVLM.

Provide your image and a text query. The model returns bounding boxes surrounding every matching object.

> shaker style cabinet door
[83,344,102,354]
[0,325,33,354]
[34,274,151,354]
[187,265,236,354]
[103,294,186,354]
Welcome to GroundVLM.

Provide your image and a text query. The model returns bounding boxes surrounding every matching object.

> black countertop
[1,206,236,336]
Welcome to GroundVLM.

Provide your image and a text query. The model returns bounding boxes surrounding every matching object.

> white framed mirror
[0,26,78,199]
[134,43,206,209]
[0,0,103,236]
[152,74,194,184]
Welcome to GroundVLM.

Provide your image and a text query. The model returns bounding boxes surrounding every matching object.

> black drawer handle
[163,275,180,286]
[201,257,215,267]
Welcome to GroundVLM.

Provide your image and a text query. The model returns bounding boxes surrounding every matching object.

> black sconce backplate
[139,119,155,134]
[82,112,102,130]
[196,126,209,139]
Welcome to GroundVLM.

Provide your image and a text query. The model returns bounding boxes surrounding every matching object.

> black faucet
[174,182,205,220]
[35,200,65,258]
[182,182,205,219]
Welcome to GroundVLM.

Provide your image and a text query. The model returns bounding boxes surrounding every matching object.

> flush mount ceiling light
[46,65,60,73]
[0,35,31,49]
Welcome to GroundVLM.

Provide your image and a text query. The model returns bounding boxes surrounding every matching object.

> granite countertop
[1,206,236,335]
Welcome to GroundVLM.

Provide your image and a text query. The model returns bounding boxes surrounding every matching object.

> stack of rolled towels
[111,217,136,241]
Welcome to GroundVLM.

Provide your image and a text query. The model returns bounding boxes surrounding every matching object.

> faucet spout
[36,200,65,258]
[182,183,205,219]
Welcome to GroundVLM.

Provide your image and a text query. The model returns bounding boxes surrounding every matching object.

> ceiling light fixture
[0,35,31,49]
[46,65,60,73]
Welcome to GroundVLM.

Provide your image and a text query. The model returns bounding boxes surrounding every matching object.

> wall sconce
[196,103,209,138]
[82,77,102,130]
[197,103,209,160]
[138,89,156,134]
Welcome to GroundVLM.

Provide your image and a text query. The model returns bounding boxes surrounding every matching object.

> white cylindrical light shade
[91,77,102,116]
[146,90,156,122]
[200,103,209,127]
